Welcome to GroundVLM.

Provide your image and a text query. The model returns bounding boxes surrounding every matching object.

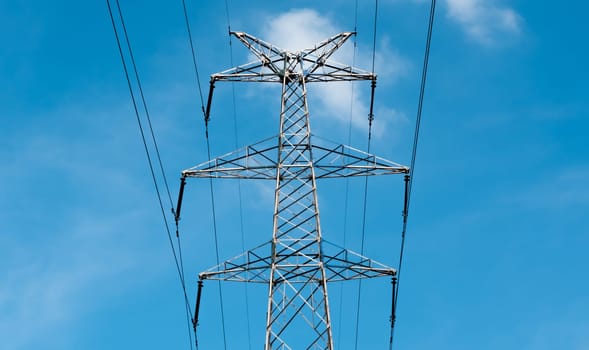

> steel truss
[184,31,408,350]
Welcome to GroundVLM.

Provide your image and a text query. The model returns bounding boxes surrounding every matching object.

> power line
[338,0,360,344]
[179,2,208,347]
[112,0,175,213]
[180,1,230,348]
[389,0,437,348]
[205,133,228,350]
[354,1,379,349]
[106,1,194,349]
[223,1,253,349]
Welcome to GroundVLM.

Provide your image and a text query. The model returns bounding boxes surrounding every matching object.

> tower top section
[211,31,375,83]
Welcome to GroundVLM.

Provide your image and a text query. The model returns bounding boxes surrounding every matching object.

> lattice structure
[183,31,408,350]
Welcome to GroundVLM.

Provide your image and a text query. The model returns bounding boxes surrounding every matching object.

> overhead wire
[106,1,194,349]
[112,1,175,212]
[223,1,253,349]
[337,0,359,345]
[181,0,206,115]
[108,0,175,214]
[354,1,379,349]
[180,1,229,349]
[205,136,229,350]
[179,3,208,348]
[389,0,437,348]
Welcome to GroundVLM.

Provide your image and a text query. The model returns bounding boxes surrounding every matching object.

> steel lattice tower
[182,32,409,350]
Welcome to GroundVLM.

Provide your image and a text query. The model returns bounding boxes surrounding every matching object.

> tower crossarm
[199,241,274,283]
[182,138,408,180]
[211,55,286,83]
[320,241,396,281]
[303,60,375,83]
[183,136,279,180]
[199,240,395,283]
[311,143,408,178]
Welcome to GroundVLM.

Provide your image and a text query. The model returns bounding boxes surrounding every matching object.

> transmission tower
[180,31,409,350]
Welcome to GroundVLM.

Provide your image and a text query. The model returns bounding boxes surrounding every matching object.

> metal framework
[183,31,409,350]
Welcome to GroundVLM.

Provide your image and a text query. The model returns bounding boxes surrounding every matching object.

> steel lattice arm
[301,32,354,68]
[183,136,408,179]
[200,240,395,283]
[232,31,284,67]
[210,31,375,83]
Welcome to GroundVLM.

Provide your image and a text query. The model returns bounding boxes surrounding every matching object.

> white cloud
[261,9,338,53]
[445,0,522,45]
[254,8,409,139]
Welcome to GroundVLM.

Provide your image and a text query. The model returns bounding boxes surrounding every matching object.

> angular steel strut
[182,31,408,350]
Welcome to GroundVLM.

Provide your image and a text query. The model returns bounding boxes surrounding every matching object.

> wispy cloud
[445,0,522,45]
[261,9,337,53]
[379,0,522,45]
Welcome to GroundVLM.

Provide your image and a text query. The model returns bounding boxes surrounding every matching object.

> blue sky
[1,0,588,349]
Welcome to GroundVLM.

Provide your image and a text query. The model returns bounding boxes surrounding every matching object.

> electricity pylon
[181,31,408,350]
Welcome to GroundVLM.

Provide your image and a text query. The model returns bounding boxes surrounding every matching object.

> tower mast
[182,31,408,349]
